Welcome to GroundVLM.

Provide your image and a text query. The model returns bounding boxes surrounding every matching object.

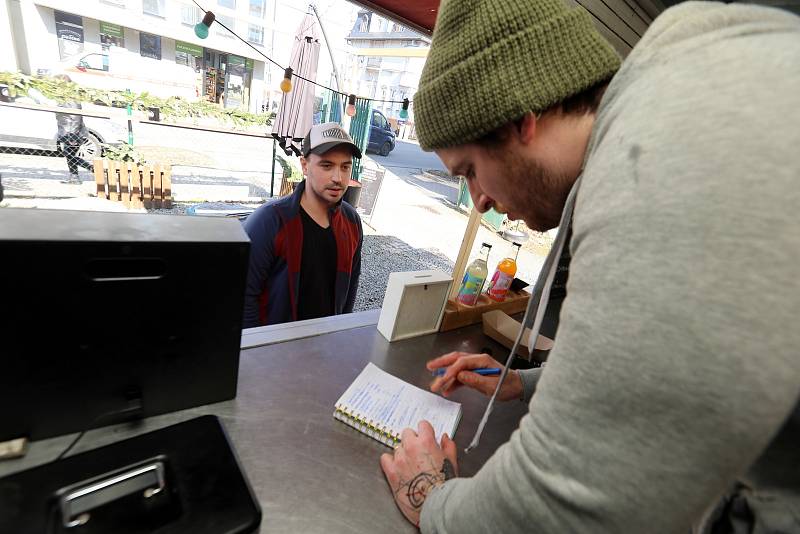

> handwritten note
[335,363,461,443]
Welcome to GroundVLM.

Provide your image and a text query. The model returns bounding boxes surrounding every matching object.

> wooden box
[377,270,453,342]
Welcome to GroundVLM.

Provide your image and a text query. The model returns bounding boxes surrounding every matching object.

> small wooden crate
[438,290,531,332]
[93,159,172,209]
[378,270,452,342]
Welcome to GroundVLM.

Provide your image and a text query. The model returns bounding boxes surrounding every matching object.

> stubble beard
[308,174,345,208]
[500,151,573,232]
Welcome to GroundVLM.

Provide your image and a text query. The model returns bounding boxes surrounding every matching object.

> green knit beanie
[415,0,622,151]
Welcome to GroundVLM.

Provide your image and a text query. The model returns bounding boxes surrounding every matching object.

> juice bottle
[456,242,492,306]
[486,242,521,302]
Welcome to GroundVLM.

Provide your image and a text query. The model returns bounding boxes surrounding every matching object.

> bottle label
[457,272,484,306]
[487,270,513,300]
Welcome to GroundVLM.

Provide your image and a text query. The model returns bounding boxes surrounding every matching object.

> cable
[53,397,144,462]
[55,429,88,461]
[191,0,412,105]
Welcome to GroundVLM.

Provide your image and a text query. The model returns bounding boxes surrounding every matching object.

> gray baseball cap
[301,122,362,159]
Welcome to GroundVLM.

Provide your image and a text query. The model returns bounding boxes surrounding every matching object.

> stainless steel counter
[1,320,529,533]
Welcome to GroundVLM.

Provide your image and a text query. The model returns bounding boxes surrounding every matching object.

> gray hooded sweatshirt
[421,2,800,532]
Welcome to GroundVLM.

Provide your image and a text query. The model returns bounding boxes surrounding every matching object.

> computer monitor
[0,208,251,441]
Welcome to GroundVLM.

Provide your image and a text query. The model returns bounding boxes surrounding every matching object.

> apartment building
[2,0,279,112]
[345,10,428,121]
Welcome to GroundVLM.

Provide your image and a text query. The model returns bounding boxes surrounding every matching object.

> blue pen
[432,367,502,377]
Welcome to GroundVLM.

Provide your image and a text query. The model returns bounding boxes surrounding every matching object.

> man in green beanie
[380,0,800,531]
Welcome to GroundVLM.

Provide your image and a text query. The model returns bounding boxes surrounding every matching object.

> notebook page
[336,363,461,441]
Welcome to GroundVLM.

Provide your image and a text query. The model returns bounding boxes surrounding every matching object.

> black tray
[0,415,261,534]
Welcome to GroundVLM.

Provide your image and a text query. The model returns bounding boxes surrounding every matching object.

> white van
[0,84,126,159]
[43,49,199,101]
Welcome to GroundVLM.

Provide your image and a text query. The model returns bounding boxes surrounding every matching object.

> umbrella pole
[311,4,342,92]
[270,138,276,198]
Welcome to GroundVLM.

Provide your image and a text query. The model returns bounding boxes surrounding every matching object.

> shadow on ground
[400,172,459,204]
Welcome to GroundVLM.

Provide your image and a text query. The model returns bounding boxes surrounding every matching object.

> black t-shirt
[297,206,338,321]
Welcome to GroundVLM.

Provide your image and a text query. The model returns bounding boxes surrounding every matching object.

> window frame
[247,23,264,45]
[142,0,166,17]
[249,0,265,18]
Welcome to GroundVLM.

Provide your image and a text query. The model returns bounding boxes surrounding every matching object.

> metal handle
[59,461,166,528]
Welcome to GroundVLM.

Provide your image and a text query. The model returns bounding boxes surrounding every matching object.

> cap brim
[306,140,362,159]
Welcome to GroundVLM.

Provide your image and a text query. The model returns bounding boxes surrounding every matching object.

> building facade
[2,0,279,113]
[345,10,428,124]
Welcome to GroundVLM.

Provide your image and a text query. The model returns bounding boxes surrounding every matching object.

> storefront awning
[348,0,439,36]
[348,0,674,56]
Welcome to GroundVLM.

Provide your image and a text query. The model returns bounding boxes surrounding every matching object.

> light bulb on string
[280,68,293,93]
[345,94,357,117]
[194,11,215,39]
[399,98,409,119]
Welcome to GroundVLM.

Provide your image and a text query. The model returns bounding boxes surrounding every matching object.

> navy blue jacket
[242,180,362,327]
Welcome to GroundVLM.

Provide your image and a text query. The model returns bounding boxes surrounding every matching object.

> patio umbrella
[271,13,321,156]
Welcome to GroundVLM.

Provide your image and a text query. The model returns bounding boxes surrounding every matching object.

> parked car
[38,50,199,101]
[0,83,126,160]
[367,109,396,157]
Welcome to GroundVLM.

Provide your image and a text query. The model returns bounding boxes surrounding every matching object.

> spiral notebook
[333,363,462,448]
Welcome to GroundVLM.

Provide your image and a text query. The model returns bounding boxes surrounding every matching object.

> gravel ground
[354,235,454,312]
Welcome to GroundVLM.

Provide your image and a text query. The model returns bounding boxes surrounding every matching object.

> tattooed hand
[380,420,459,527]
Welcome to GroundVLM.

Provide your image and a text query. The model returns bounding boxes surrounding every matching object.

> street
[371,139,459,205]
[370,139,447,173]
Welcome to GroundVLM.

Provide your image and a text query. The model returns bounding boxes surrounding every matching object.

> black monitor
[0,208,250,441]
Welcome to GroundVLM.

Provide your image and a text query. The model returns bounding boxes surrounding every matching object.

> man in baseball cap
[379,0,800,532]
[242,122,363,327]
[301,122,362,159]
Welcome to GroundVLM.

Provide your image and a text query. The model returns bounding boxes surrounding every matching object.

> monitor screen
[0,208,251,441]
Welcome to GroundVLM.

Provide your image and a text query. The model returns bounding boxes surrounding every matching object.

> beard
[494,150,574,232]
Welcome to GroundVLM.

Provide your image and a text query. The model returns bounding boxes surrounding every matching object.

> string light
[194,11,215,39]
[345,94,357,117]
[399,98,409,119]
[191,3,413,107]
[280,67,293,93]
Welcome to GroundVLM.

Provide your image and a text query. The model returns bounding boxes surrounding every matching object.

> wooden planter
[93,159,172,209]
[279,178,300,197]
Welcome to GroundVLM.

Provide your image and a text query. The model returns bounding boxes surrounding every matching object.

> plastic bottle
[456,242,492,306]
[486,242,521,302]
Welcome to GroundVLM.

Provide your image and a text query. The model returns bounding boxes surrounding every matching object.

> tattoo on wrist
[440,459,456,481]
[403,471,444,509]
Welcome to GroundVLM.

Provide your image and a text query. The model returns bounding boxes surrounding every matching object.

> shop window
[248,24,264,45]
[100,22,124,50]
[218,0,236,8]
[175,51,190,67]
[54,10,84,60]
[140,32,162,60]
[142,0,165,16]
